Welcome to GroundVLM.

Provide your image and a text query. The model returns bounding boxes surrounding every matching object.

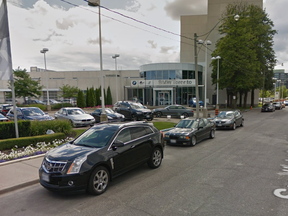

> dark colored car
[0,113,9,122]
[164,118,215,146]
[213,110,244,130]
[273,102,282,110]
[6,107,54,121]
[261,103,275,112]
[91,108,125,123]
[0,104,13,116]
[39,121,164,195]
[188,98,204,107]
[152,105,194,118]
[114,101,153,121]
[30,99,45,105]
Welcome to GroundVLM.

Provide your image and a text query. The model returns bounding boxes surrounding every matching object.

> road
[1,108,288,216]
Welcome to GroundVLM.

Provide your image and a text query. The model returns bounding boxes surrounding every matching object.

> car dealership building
[0,0,263,107]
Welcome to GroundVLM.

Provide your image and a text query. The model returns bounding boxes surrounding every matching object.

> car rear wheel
[131,115,137,121]
[210,130,215,139]
[240,119,244,127]
[148,148,162,169]
[156,112,162,118]
[88,166,110,195]
[183,113,189,118]
[191,136,197,146]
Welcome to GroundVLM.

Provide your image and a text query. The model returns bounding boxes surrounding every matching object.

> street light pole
[194,33,200,118]
[40,48,50,111]
[88,0,107,122]
[112,54,120,102]
[212,56,221,108]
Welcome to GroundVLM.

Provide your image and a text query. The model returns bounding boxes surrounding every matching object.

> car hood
[46,143,100,161]
[166,127,195,135]
[69,114,94,120]
[108,113,124,118]
[24,115,54,121]
[214,117,233,122]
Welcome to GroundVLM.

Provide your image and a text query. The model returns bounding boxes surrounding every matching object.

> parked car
[261,103,275,112]
[152,105,194,118]
[91,108,125,123]
[213,110,244,130]
[284,100,288,106]
[30,99,45,105]
[54,107,95,127]
[273,102,282,110]
[0,104,13,116]
[39,121,164,195]
[281,101,285,108]
[114,101,153,121]
[6,107,54,121]
[43,99,60,105]
[164,118,215,146]
[62,98,77,106]
[188,98,204,107]
[0,113,9,122]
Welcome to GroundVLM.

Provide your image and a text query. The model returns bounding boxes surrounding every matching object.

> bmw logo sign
[132,81,137,85]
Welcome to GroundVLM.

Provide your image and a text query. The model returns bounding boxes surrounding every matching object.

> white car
[54,107,95,127]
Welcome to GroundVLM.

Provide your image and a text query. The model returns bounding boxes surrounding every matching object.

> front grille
[169,134,179,139]
[215,121,225,124]
[81,119,92,122]
[42,158,67,173]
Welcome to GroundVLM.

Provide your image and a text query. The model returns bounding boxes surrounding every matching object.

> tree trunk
[244,92,248,108]
[250,89,255,107]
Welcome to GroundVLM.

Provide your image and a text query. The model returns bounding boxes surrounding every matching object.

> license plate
[170,139,176,143]
[41,173,50,182]
[146,115,150,118]
[217,124,222,126]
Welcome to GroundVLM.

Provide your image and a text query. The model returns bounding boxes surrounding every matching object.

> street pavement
[0,109,217,195]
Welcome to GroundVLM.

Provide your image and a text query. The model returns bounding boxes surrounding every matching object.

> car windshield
[74,125,118,148]
[130,103,143,109]
[105,108,114,114]
[0,113,6,118]
[67,108,85,115]
[217,112,234,119]
[176,120,198,129]
[22,108,44,116]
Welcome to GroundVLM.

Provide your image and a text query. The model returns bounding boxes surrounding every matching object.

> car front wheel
[210,130,215,139]
[232,122,236,130]
[88,166,110,195]
[191,135,197,146]
[156,112,162,118]
[148,148,162,169]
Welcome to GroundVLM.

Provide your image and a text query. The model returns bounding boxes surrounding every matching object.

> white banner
[131,79,195,87]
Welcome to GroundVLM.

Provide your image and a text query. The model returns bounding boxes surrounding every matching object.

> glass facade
[131,67,203,106]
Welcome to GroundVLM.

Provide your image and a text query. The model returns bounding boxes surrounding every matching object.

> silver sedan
[54,107,95,127]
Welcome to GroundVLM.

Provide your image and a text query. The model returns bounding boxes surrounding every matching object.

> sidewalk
[0,110,215,195]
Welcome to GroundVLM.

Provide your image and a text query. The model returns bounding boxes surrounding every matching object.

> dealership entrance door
[154,88,173,106]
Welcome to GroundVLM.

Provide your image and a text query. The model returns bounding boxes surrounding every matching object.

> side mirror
[112,140,124,151]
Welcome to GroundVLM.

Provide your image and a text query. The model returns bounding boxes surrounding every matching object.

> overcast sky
[4,0,287,72]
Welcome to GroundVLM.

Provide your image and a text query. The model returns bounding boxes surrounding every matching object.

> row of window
[141,70,199,80]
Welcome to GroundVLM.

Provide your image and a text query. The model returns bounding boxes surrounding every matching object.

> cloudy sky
[4,0,288,72]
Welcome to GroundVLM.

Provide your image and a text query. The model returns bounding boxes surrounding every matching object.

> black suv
[114,101,153,121]
[39,121,164,195]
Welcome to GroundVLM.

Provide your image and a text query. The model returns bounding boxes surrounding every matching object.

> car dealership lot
[1,108,288,216]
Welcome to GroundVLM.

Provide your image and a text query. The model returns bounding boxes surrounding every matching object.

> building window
[163,70,168,79]
[157,71,163,80]
[169,70,175,79]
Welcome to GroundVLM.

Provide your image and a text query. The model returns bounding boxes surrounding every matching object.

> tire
[69,120,75,127]
[232,122,236,130]
[210,130,215,139]
[131,115,137,121]
[191,135,197,146]
[88,166,110,195]
[183,113,189,118]
[240,119,244,127]
[147,148,162,169]
[156,112,162,118]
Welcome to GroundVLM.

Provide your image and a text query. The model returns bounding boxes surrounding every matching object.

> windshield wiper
[74,143,94,148]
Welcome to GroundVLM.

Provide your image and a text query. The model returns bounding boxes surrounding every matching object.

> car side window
[203,118,208,125]
[199,119,205,128]
[130,127,148,140]
[116,128,132,143]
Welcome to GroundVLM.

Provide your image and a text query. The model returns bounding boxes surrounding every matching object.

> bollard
[215,109,219,116]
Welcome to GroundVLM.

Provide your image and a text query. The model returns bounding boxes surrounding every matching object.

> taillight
[160,131,164,137]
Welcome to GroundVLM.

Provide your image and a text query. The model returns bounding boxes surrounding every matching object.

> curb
[0,154,45,167]
[0,179,39,195]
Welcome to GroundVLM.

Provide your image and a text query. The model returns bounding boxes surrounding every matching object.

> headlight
[67,155,87,174]
[165,134,169,138]
[136,112,142,114]
[108,116,113,119]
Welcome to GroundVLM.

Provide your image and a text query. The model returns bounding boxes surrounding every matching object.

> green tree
[59,84,79,99]
[77,90,86,108]
[106,86,113,105]
[211,2,277,108]
[8,68,43,104]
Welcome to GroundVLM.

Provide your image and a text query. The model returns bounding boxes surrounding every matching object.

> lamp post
[88,0,107,122]
[198,39,212,117]
[112,54,120,102]
[40,48,50,111]
[211,56,221,108]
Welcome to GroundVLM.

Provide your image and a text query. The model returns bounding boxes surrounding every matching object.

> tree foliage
[211,2,277,108]
[106,86,113,105]
[77,90,86,108]
[59,84,79,99]
[8,68,43,103]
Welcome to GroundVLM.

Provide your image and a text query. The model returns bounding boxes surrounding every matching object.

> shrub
[30,119,72,136]
[51,103,73,110]
[0,121,31,139]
